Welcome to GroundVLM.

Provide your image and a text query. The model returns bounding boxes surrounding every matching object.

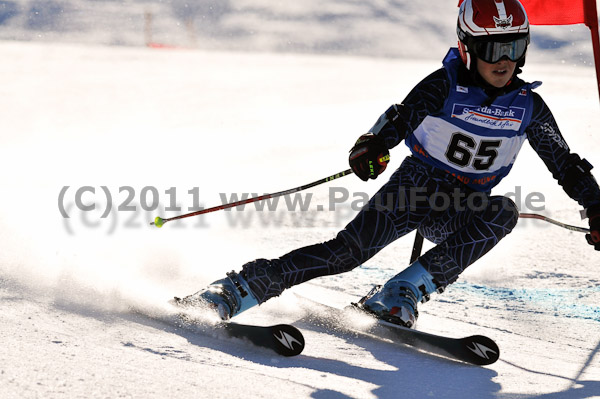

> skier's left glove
[349,133,390,181]
[586,204,600,250]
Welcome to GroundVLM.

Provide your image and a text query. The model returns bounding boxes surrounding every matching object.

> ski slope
[0,5,599,398]
[0,39,598,399]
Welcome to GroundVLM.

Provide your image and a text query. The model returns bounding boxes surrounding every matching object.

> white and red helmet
[457,0,530,69]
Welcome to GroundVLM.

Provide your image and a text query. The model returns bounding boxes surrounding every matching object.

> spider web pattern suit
[241,49,600,304]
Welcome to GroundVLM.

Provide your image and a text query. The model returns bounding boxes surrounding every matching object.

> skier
[178,0,600,327]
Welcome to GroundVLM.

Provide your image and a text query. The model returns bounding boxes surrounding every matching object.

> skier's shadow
[5,278,498,398]
[292,317,501,399]
[118,308,499,398]
[46,289,598,399]
[21,269,494,399]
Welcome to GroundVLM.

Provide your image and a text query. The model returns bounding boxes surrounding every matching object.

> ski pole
[409,232,424,264]
[151,169,354,228]
[518,213,590,233]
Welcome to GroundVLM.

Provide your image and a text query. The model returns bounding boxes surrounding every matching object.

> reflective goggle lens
[473,38,528,63]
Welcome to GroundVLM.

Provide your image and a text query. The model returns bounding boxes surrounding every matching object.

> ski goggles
[472,37,529,64]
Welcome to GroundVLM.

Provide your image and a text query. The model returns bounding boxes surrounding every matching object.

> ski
[169,294,305,357]
[220,321,305,357]
[354,308,499,366]
[130,305,305,357]
[297,296,499,366]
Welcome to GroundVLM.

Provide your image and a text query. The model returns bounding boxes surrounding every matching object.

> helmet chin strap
[458,41,472,70]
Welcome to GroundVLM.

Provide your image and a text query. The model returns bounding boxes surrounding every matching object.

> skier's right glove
[349,133,390,181]
[586,204,600,250]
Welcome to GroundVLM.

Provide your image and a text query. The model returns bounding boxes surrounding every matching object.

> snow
[0,1,599,398]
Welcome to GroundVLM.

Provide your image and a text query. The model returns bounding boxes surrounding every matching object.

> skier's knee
[485,196,519,231]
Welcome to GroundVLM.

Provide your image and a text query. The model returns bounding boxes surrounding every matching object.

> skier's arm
[526,92,600,249]
[525,92,600,210]
[368,68,450,149]
[348,68,449,181]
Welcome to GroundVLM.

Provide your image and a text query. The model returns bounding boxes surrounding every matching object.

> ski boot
[174,271,259,320]
[357,261,443,328]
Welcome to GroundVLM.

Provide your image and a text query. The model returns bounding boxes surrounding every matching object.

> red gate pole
[584,0,600,102]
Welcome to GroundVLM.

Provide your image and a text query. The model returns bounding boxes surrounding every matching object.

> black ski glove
[586,204,600,250]
[349,133,390,181]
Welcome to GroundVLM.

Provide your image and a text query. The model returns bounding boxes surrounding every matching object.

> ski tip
[461,335,500,366]
[270,324,305,357]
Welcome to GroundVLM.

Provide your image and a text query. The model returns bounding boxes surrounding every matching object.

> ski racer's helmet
[457,0,530,70]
